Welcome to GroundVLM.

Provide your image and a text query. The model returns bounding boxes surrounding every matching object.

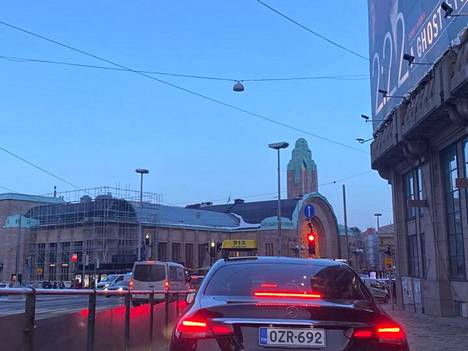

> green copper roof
[0,192,64,204]
[287,138,316,182]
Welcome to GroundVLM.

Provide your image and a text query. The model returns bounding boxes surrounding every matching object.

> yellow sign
[222,239,257,250]
[384,257,393,268]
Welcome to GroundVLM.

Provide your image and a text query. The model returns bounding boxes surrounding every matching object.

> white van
[131,261,189,306]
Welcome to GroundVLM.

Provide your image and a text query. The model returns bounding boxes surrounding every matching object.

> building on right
[368,1,468,317]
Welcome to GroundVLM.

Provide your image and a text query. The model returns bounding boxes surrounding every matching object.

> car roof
[217,256,345,267]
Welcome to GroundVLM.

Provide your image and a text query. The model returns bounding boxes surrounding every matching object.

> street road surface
[0,295,124,319]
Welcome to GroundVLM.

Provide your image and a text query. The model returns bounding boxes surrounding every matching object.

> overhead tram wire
[0,145,80,189]
[0,55,369,82]
[256,0,370,63]
[0,20,369,155]
[165,170,374,206]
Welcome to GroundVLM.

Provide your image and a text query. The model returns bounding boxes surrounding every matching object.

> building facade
[371,29,468,316]
[287,138,318,198]
[0,193,63,283]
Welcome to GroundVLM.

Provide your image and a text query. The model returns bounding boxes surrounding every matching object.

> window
[185,243,193,268]
[169,266,177,280]
[265,243,274,256]
[204,263,369,300]
[158,242,167,261]
[74,241,83,263]
[420,233,427,278]
[49,243,57,263]
[405,171,416,219]
[407,235,419,277]
[443,145,465,279]
[61,242,70,263]
[37,243,45,267]
[172,243,181,262]
[198,243,208,268]
[133,264,166,282]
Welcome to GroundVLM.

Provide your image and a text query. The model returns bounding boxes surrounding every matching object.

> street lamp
[268,141,289,256]
[135,168,149,261]
[233,81,245,92]
[374,213,382,231]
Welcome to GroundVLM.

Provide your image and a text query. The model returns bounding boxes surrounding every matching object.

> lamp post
[268,141,289,256]
[135,168,149,261]
[374,213,382,231]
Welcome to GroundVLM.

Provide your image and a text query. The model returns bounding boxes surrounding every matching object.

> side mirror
[186,292,196,305]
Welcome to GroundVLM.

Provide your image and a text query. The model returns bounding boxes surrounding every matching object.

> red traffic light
[71,253,78,263]
[307,234,315,242]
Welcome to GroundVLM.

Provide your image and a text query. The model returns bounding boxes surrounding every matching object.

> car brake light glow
[260,283,278,288]
[352,329,373,338]
[176,317,234,339]
[377,327,401,333]
[128,278,134,289]
[376,324,405,344]
[164,280,170,291]
[254,291,321,299]
[182,320,207,328]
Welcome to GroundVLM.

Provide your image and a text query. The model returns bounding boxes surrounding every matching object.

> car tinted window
[134,265,165,282]
[205,263,369,300]
[176,267,185,281]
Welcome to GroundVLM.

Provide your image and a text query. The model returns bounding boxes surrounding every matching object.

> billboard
[368,0,468,130]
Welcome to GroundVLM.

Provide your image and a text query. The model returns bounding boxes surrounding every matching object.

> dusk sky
[0,1,392,229]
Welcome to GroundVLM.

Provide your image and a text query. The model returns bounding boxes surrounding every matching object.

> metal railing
[0,288,191,351]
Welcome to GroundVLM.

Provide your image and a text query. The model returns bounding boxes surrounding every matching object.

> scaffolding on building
[26,187,162,285]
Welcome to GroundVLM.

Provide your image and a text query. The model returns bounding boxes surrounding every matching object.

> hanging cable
[0,55,369,82]
[0,20,369,155]
[256,0,369,62]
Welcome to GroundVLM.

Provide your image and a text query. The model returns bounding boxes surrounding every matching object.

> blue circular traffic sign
[304,204,315,219]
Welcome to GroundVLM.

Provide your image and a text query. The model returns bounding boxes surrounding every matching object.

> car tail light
[254,291,321,299]
[376,325,405,344]
[128,278,134,289]
[351,329,373,339]
[175,317,234,339]
[164,280,170,291]
[349,324,405,345]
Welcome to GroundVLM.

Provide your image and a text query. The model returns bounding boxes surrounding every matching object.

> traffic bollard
[124,293,131,351]
[149,291,154,350]
[24,289,36,351]
[86,290,97,351]
[164,292,169,329]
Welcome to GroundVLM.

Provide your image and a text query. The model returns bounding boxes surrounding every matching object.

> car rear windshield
[204,263,369,300]
[133,265,165,282]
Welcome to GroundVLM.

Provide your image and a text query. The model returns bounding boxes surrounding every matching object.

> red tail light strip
[176,318,234,339]
[254,291,321,299]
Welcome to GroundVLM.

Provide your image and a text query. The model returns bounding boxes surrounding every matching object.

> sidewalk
[383,305,468,351]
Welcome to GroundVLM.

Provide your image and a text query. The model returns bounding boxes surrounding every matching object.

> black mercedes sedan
[170,256,408,351]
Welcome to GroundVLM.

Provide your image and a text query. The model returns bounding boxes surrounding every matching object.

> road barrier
[0,288,191,351]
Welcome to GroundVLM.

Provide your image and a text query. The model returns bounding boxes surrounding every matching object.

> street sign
[222,239,257,250]
[304,204,315,219]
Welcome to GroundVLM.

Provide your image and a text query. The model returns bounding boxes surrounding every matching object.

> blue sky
[0,0,392,229]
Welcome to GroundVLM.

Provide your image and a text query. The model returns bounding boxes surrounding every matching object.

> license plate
[259,327,326,348]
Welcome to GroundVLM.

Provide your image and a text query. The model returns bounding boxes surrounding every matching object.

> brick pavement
[383,305,468,351]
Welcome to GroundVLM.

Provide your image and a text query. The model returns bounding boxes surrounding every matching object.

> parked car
[131,261,189,306]
[96,274,124,290]
[105,273,132,296]
[361,277,389,303]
